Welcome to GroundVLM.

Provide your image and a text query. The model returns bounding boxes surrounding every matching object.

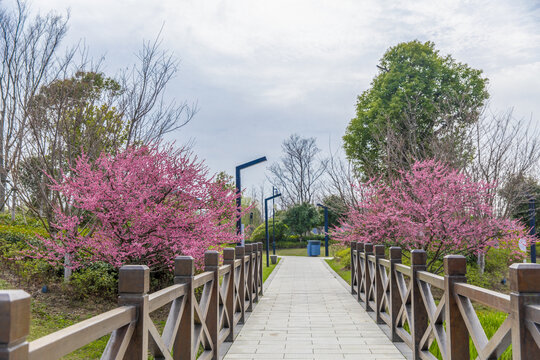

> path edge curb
[264,256,284,292]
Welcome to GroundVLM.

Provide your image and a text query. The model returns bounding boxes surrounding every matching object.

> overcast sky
[17,0,540,192]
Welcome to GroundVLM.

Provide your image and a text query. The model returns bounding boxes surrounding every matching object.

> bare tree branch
[269,134,327,206]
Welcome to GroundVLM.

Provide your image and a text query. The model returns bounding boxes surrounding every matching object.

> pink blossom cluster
[35,144,242,270]
[333,160,532,266]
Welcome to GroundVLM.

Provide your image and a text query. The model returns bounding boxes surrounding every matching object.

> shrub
[0,239,57,285]
[0,224,48,244]
[250,221,289,242]
[68,263,118,300]
[467,246,521,290]
[286,234,327,241]
[0,223,56,286]
[334,247,351,269]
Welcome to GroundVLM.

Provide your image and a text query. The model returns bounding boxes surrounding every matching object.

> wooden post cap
[374,245,385,256]
[390,247,402,260]
[351,241,358,249]
[258,242,263,251]
[0,290,31,344]
[236,246,245,258]
[509,263,540,293]
[444,255,466,276]
[205,250,219,270]
[119,265,149,294]
[357,242,364,251]
[245,244,253,253]
[175,256,194,277]
[223,248,235,261]
[411,250,427,265]
[364,243,373,253]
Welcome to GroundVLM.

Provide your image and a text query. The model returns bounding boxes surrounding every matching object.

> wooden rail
[0,242,264,360]
[350,242,540,360]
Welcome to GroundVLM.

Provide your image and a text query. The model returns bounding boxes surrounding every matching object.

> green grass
[325,258,351,284]
[276,245,333,257]
[276,247,310,256]
[426,309,511,359]
[263,258,280,282]
[29,301,110,359]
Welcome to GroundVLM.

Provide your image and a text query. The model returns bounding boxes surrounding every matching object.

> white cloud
[6,0,540,185]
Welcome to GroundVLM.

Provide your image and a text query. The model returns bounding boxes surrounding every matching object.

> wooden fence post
[258,243,264,296]
[223,248,236,343]
[351,241,357,295]
[118,265,150,360]
[245,244,253,312]
[174,256,194,360]
[444,255,468,360]
[374,244,385,324]
[0,290,30,359]
[235,245,246,323]
[357,242,364,303]
[253,243,259,303]
[205,251,219,360]
[410,250,427,360]
[389,247,402,342]
[364,243,374,311]
[510,263,540,360]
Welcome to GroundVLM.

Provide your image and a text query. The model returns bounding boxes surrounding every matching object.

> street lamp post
[317,203,329,257]
[235,156,267,244]
[530,196,536,263]
[272,186,276,255]
[265,191,281,266]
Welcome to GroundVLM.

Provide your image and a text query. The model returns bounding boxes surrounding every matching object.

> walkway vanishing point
[224,256,407,360]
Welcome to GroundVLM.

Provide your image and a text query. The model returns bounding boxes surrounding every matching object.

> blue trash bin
[307,240,321,256]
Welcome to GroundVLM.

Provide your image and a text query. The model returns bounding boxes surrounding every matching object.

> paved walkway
[224,256,405,360]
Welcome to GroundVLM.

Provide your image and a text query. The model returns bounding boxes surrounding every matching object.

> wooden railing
[350,242,540,360]
[0,243,264,360]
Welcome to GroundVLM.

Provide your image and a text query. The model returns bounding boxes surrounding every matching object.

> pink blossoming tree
[35,144,242,270]
[333,160,532,272]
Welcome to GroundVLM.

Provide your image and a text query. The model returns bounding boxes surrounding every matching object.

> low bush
[250,221,289,242]
[466,246,521,291]
[246,240,305,249]
[0,236,58,286]
[334,247,351,269]
[0,224,48,244]
[67,263,118,300]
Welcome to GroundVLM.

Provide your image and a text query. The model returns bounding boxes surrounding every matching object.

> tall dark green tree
[283,202,320,236]
[343,40,489,179]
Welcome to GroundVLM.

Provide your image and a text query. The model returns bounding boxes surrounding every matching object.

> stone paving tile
[223,256,405,360]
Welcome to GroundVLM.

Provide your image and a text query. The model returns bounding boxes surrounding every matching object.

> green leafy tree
[21,72,128,228]
[283,202,320,236]
[250,220,289,242]
[343,40,489,179]
[242,197,263,239]
[215,171,235,191]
